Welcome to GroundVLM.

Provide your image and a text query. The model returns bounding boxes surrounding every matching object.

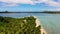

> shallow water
[0,13,60,34]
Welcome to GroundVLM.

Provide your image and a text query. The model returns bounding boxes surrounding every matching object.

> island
[0,11,60,14]
[0,16,46,34]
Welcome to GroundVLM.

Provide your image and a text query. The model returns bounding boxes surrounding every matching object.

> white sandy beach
[34,16,47,34]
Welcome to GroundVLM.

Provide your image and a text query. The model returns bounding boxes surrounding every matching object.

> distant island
[0,11,60,14]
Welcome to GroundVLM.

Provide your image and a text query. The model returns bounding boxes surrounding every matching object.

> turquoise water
[0,13,60,34]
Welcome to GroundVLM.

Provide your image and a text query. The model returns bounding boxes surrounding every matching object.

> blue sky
[0,0,60,12]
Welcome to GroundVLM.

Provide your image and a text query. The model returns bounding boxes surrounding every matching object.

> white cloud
[0,0,34,7]
[1,3,17,7]
[35,0,60,7]
[0,0,34,5]
[0,0,60,7]
[47,8,60,11]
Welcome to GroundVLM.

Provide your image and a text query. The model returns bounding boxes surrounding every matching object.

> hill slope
[0,16,41,34]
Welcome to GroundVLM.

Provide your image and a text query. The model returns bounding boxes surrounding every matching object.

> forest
[0,16,41,34]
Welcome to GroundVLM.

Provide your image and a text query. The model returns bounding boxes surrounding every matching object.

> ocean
[0,13,60,34]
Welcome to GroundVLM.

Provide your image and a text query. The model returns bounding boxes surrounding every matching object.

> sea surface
[0,13,60,34]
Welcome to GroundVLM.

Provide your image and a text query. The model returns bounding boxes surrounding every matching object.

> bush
[0,16,41,34]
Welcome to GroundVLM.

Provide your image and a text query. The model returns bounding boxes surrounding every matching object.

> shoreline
[34,16,47,34]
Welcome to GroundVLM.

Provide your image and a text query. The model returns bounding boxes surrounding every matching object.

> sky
[0,0,60,12]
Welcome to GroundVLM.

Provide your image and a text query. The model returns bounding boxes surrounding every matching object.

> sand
[34,16,47,34]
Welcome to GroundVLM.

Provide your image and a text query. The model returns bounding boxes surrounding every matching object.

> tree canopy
[0,16,41,34]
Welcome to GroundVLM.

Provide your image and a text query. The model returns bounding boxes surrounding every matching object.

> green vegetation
[0,16,41,34]
[43,11,60,14]
[0,11,60,14]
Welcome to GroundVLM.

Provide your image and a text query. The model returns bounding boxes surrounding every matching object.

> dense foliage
[0,16,41,34]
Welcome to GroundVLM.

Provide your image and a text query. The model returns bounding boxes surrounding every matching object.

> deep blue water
[0,13,60,34]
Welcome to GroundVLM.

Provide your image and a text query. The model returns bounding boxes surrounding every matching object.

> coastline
[34,16,47,34]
